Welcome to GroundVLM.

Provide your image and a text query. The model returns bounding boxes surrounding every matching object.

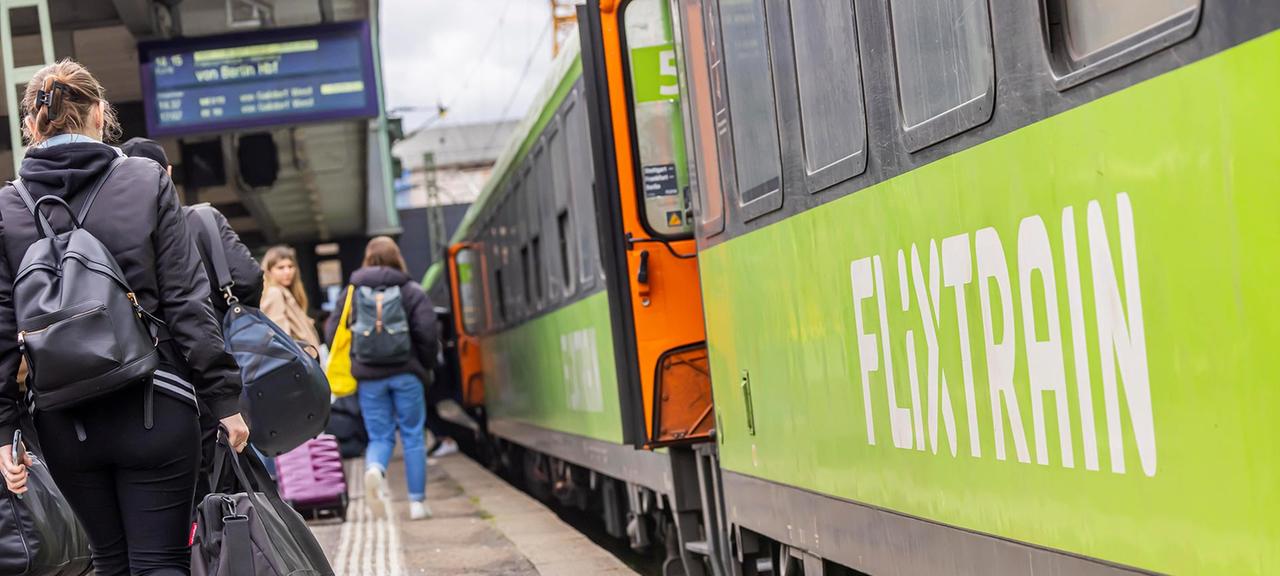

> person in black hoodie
[0,61,248,576]
[326,236,438,521]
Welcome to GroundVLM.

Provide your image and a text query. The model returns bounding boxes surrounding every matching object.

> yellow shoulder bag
[325,286,357,397]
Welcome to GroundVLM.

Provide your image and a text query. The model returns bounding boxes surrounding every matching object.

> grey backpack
[351,285,411,365]
[11,157,162,412]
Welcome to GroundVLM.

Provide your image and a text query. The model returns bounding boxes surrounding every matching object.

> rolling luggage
[276,435,349,521]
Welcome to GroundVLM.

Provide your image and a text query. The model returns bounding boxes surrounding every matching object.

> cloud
[379,0,557,132]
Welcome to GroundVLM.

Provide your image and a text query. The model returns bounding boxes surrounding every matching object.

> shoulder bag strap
[192,205,236,304]
[76,156,127,225]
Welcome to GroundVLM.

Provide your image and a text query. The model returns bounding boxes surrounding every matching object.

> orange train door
[579,0,713,448]
[447,243,486,407]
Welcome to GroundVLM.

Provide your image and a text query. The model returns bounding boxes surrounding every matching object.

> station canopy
[0,0,397,248]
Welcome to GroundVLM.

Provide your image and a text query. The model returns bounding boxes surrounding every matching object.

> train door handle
[637,250,652,307]
[637,250,650,284]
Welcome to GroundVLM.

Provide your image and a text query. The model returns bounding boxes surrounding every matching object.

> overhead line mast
[551,0,578,57]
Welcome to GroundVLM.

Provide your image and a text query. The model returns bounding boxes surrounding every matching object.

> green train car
[669,0,1279,574]
[426,33,687,555]
[430,0,1280,574]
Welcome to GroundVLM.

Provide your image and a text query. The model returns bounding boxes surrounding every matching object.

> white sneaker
[364,468,391,520]
[409,501,432,520]
[433,438,459,457]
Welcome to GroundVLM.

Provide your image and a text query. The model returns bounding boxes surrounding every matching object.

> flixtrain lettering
[849,193,1155,476]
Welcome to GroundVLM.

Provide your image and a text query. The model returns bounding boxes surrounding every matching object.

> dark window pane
[720,0,781,204]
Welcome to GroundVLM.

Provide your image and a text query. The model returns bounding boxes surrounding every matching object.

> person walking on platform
[326,237,438,521]
[0,60,249,575]
[262,245,322,352]
[121,136,264,508]
[120,137,263,313]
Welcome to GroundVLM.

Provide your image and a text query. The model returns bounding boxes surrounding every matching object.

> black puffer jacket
[0,141,243,440]
[325,266,438,387]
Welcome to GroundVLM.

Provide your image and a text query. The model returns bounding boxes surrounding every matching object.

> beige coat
[261,285,321,349]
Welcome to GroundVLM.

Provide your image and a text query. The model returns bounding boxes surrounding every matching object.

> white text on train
[848,193,1156,476]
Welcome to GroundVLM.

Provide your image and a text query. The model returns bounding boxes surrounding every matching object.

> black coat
[325,266,439,387]
[184,205,262,315]
[0,141,243,440]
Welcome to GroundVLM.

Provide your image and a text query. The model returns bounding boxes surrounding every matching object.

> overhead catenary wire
[441,0,520,117]
[478,18,552,156]
[481,17,553,155]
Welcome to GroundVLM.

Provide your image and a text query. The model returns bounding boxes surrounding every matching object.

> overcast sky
[379,0,560,133]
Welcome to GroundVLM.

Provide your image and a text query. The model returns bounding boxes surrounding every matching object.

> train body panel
[483,291,624,444]
[699,29,1280,574]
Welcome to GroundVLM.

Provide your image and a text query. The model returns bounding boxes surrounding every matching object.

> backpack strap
[191,204,236,305]
[76,156,127,226]
[11,179,55,238]
[11,156,126,237]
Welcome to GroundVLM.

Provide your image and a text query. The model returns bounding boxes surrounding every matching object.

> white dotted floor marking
[332,458,405,576]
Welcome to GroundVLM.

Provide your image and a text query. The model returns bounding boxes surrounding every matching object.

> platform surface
[308,451,638,575]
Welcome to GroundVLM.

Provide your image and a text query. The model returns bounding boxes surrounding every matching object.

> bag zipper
[17,304,105,346]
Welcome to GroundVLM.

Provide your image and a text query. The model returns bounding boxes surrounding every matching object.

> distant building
[392,120,518,209]
[392,119,518,279]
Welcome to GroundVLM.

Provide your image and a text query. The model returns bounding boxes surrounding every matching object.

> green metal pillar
[1,0,54,174]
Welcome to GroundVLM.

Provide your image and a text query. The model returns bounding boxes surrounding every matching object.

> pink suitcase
[276,434,349,521]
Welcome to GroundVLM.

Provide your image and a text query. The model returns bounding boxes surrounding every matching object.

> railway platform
[309,451,638,576]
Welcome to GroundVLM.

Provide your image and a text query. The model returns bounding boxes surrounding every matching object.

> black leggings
[37,384,201,576]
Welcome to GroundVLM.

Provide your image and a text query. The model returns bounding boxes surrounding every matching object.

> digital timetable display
[139,22,378,137]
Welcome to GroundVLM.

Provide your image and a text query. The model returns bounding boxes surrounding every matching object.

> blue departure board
[139,22,378,137]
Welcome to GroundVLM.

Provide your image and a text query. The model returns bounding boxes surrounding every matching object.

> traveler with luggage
[326,236,438,521]
[120,137,263,314]
[0,60,248,575]
[262,245,322,352]
[122,136,266,500]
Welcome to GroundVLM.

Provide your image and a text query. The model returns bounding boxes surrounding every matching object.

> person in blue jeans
[326,237,439,520]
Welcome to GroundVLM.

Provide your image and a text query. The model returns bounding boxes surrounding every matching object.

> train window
[564,93,599,288]
[547,119,575,298]
[887,0,994,151]
[456,247,483,335]
[790,0,867,189]
[520,243,532,314]
[624,0,695,238]
[557,210,572,290]
[677,0,726,237]
[1043,0,1200,88]
[719,0,783,214]
[495,268,508,323]
[531,235,544,306]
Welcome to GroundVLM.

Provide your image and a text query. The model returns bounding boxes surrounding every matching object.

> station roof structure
[0,0,397,248]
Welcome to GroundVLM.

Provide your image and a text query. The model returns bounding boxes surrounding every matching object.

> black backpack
[351,285,412,365]
[191,206,330,456]
[11,158,161,412]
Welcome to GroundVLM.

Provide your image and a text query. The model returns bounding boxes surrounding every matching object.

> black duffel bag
[191,207,330,456]
[0,431,92,576]
[192,440,334,576]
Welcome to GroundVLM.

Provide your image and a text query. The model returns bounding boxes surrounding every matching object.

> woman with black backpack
[326,236,438,521]
[0,60,249,575]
